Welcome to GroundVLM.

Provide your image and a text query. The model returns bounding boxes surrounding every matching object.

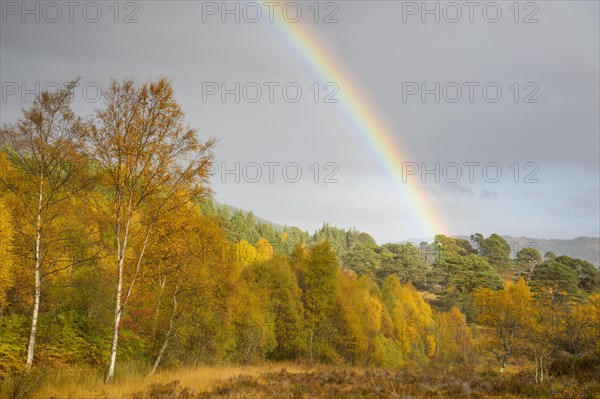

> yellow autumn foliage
[0,201,13,308]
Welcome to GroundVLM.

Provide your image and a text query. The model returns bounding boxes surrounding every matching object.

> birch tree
[84,78,214,382]
[0,82,86,369]
[146,201,203,374]
[474,278,533,375]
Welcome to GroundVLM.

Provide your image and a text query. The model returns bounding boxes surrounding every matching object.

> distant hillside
[499,235,599,266]
[209,200,599,267]
[402,235,599,266]
[210,198,285,231]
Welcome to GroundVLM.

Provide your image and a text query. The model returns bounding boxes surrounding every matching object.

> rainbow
[264,4,447,239]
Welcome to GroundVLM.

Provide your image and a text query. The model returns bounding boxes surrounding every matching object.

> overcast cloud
[1,0,598,243]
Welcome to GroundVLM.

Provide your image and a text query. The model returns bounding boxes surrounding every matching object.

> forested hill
[402,235,600,267]
[211,199,286,232]
[201,200,600,318]
[209,199,600,267]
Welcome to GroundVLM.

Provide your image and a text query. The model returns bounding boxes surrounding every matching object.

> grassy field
[2,362,598,399]
[29,363,302,399]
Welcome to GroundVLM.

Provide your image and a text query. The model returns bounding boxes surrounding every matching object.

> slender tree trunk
[105,248,126,382]
[105,206,131,383]
[150,285,179,375]
[309,331,314,363]
[106,209,153,382]
[500,354,508,375]
[26,172,44,370]
[435,325,440,357]
[25,248,41,370]
[152,275,167,338]
[499,345,511,376]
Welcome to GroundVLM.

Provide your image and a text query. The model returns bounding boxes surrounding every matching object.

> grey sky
[1,0,598,243]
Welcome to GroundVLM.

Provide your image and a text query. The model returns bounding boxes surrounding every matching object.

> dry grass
[11,361,599,399]
[32,362,307,399]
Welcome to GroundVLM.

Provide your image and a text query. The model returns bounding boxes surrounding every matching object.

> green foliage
[437,234,471,256]
[430,237,502,320]
[312,223,350,258]
[554,256,600,293]
[530,259,580,296]
[0,315,29,375]
[377,243,429,287]
[514,247,542,281]
[372,335,404,368]
[341,244,381,277]
[0,311,111,374]
[473,233,513,274]
[37,311,111,366]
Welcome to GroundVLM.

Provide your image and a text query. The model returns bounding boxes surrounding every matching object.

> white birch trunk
[25,171,44,370]
[150,285,179,375]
